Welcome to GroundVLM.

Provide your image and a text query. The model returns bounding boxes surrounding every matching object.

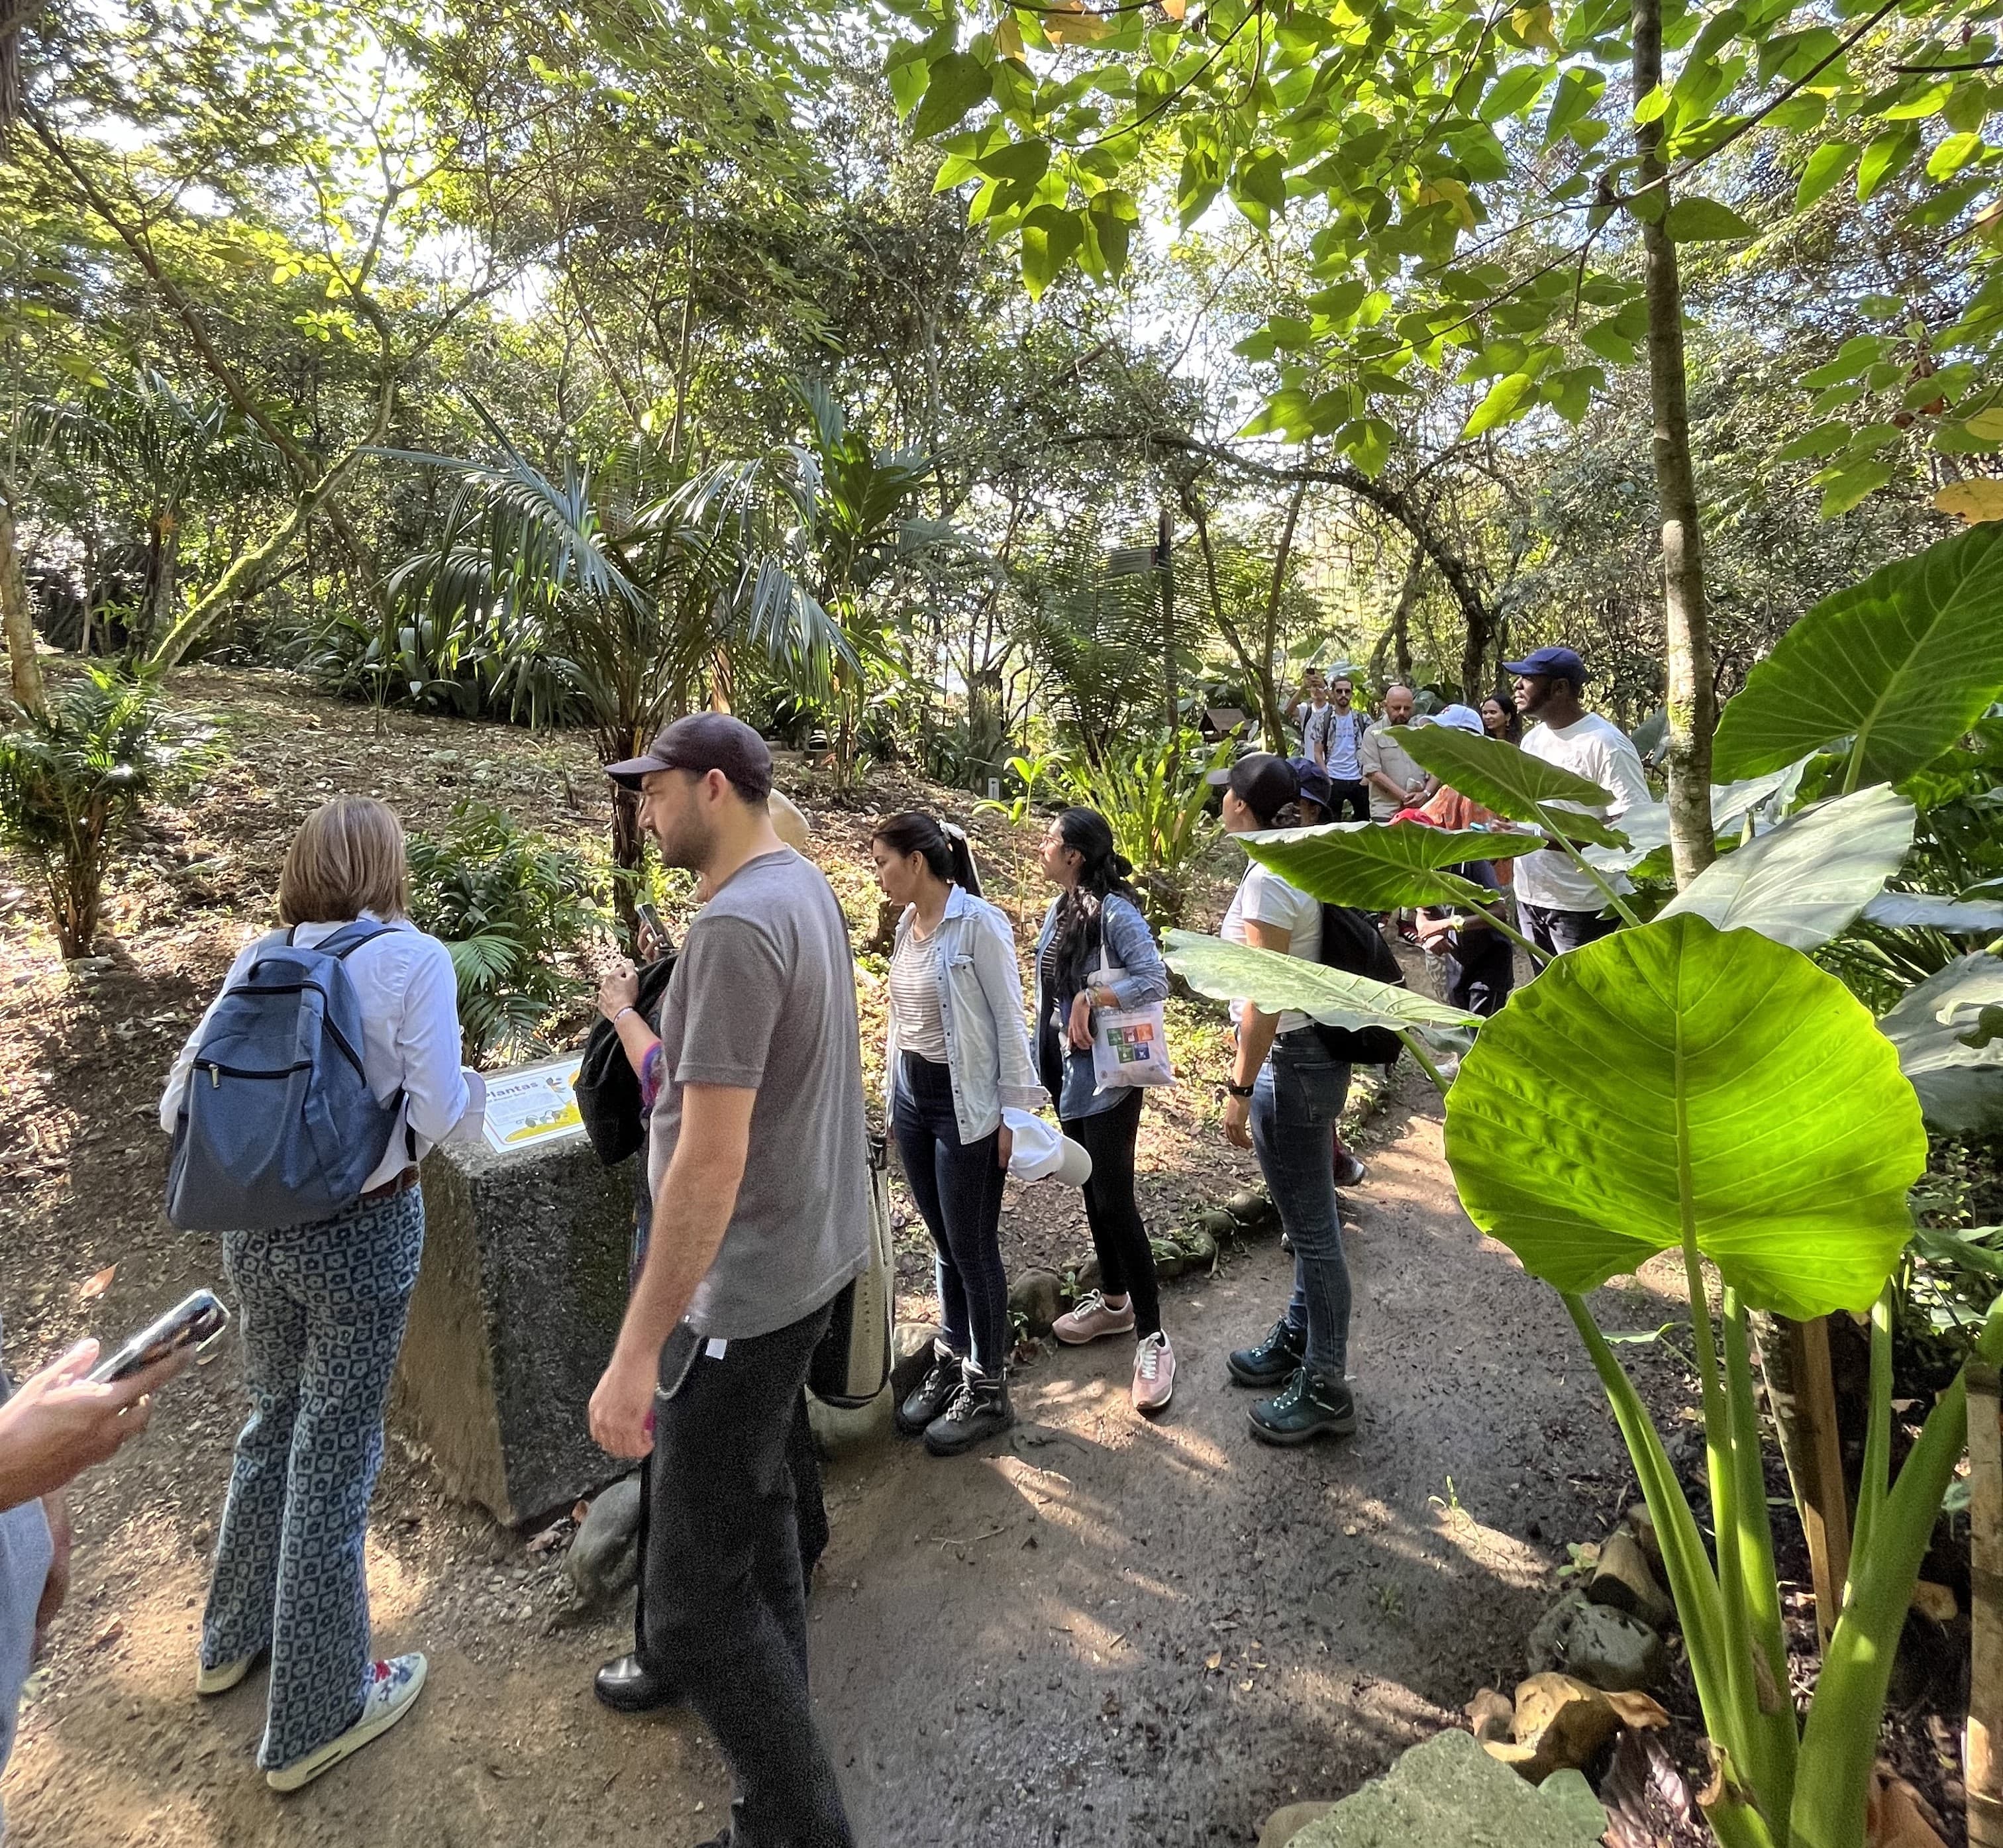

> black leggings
[1065,1088,1160,1338]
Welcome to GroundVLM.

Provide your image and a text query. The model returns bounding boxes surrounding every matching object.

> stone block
[393,1129,635,1526]
[1286,1728,1608,1848]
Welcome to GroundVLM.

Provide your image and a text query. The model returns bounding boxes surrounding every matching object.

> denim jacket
[884,885,1045,1145]
[1033,892,1171,1121]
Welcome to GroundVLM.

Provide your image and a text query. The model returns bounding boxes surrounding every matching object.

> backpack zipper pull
[209,1064,219,1088]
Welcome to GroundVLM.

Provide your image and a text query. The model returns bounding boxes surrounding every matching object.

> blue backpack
[165,922,409,1232]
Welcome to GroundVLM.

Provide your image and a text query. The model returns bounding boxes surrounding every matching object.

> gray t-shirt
[647,848,872,1341]
[1,1320,54,1798]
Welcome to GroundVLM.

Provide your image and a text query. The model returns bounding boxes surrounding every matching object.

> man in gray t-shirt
[591,713,862,1848]
[647,848,870,1337]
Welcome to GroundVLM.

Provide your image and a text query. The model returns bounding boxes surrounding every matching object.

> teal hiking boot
[1227,1318,1305,1388]
[1248,1366,1357,1446]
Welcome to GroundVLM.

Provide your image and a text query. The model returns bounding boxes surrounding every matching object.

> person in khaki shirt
[1357,685,1433,820]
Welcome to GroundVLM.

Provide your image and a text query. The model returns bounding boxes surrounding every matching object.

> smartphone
[635,901,670,956]
[89,1290,230,1384]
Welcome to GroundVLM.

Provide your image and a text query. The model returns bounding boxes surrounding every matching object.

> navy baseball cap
[1504,645,1590,684]
[1287,756,1334,814]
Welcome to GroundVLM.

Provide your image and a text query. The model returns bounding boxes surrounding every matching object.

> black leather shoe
[1227,1317,1306,1387]
[896,1344,964,1436]
[594,1653,680,1714]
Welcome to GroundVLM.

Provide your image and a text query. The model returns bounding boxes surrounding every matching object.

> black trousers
[630,1149,825,1657]
[644,1304,851,1848]
[1326,779,1370,823]
[1518,900,1620,958]
[1040,1023,1159,1337]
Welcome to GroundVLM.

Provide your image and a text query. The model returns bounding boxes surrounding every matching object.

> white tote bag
[1088,937,1174,1093]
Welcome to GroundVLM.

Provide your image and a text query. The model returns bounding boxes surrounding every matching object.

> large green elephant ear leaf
[1878,949,2003,1133]
[1237,821,1544,910]
[1162,929,1478,1031]
[1656,785,1915,950]
[1444,912,1925,1319]
[1400,725,1629,848]
[1712,523,2003,785]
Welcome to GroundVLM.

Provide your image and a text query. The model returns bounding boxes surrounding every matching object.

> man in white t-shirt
[1506,645,1652,956]
[1304,675,1371,822]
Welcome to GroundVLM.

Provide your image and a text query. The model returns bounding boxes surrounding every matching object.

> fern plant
[1057,731,1233,927]
[406,801,611,1066]
[0,664,197,956]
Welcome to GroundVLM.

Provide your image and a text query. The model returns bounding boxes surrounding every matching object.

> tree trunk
[1260,479,1310,712]
[1158,507,1176,732]
[0,499,47,718]
[1633,0,1717,888]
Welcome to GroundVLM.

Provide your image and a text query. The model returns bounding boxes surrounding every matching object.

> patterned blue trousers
[201,1186,424,1772]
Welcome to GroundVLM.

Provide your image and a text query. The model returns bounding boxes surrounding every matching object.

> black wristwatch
[1225,1080,1256,1099]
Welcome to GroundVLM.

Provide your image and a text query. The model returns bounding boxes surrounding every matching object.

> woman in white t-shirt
[1205,754,1358,1448]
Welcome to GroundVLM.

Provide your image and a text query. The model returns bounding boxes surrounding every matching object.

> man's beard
[650,805,717,874]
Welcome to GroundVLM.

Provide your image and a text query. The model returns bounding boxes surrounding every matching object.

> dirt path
[1,1078,1653,1847]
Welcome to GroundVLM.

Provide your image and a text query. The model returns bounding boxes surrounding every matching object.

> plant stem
[1564,1295,1743,1773]
[1479,904,1552,968]
[1794,1294,2003,1848]
[1398,1029,1450,1097]
[1851,1284,1894,1594]
[1530,797,1643,928]
[1723,1292,1798,1822]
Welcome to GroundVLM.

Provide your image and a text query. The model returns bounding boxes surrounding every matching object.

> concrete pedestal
[392,1130,633,1527]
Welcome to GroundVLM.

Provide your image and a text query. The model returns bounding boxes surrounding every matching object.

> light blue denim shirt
[884,885,1045,1145]
[1033,892,1171,1121]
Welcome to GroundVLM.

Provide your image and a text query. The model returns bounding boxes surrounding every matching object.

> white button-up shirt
[161,913,471,1192]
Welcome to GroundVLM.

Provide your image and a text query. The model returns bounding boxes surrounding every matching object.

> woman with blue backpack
[159,796,470,1790]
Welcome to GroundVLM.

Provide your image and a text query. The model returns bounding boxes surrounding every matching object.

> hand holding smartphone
[88,1290,231,1385]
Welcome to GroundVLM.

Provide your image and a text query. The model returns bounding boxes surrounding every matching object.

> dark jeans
[1326,779,1370,823]
[1447,935,1515,1017]
[1064,1087,1160,1339]
[645,1304,852,1848]
[634,1401,826,1659]
[892,1051,1009,1373]
[1519,900,1619,958]
[1251,1032,1353,1378]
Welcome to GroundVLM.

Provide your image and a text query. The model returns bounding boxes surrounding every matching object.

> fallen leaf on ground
[79,1265,116,1300]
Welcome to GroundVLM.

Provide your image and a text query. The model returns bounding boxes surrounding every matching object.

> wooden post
[1780,1315,1853,1652]
[1969,1362,2003,1848]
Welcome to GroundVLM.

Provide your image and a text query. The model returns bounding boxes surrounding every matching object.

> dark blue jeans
[892,1051,1009,1373]
[1251,1032,1353,1379]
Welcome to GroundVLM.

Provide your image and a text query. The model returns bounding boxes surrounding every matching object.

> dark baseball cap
[1503,644,1590,685]
[1287,756,1333,814]
[605,713,773,799]
[1206,752,1300,826]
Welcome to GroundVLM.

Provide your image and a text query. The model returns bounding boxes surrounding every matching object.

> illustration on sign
[481,1056,586,1152]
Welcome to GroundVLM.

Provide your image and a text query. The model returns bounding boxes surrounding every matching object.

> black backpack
[1314,906,1405,1068]
[574,952,678,1165]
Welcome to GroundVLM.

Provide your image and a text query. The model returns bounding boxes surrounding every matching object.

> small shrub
[1056,731,1233,927]
[407,801,611,1065]
[0,665,197,957]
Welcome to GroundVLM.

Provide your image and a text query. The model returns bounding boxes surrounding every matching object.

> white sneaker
[266,1653,427,1792]
[1132,1332,1175,1414]
[196,1654,256,1696]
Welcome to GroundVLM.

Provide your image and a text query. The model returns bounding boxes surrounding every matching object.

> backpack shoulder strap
[317,921,399,962]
